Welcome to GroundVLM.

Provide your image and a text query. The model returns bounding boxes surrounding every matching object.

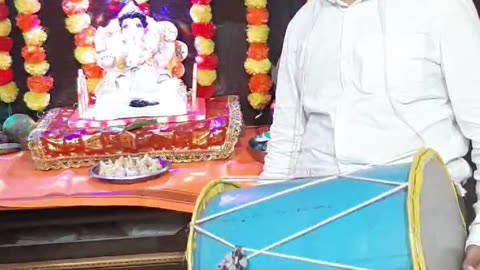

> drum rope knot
[217,247,248,270]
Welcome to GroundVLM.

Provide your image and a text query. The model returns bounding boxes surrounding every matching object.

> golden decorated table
[0,127,265,270]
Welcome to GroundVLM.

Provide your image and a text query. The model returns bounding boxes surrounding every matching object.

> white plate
[89,159,171,184]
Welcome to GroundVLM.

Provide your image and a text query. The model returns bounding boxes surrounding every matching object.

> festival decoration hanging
[244,0,272,111]
[14,0,53,111]
[190,0,217,99]
[61,0,104,97]
[0,0,19,104]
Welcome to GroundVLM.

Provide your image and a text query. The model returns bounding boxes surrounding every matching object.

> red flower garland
[192,23,216,39]
[0,37,12,51]
[0,69,13,85]
[62,0,105,102]
[0,4,8,20]
[0,1,18,104]
[190,0,217,99]
[14,0,55,111]
[244,0,272,111]
[196,55,218,70]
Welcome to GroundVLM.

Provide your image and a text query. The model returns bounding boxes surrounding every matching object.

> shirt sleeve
[260,22,307,179]
[437,0,480,247]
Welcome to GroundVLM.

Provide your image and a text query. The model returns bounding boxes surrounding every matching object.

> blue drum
[186,149,466,270]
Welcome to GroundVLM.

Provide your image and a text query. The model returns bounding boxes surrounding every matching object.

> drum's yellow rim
[186,180,241,270]
[407,148,467,270]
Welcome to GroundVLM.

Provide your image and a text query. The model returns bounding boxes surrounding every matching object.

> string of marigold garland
[61,0,103,101]
[244,0,272,111]
[14,0,53,111]
[0,0,19,105]
[190,0,218,99]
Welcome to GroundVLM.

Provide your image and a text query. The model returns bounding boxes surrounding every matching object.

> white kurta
[263,0,480,247]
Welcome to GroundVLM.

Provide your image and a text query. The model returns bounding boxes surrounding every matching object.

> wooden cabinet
[0,207,190,270]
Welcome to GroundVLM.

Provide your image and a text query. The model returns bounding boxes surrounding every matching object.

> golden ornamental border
[27,96,243,170]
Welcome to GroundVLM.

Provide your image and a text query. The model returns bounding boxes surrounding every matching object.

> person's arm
[261,22,306,179]
[437,0,480,250]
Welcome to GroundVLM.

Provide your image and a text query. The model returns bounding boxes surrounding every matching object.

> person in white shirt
[261,0,480,268]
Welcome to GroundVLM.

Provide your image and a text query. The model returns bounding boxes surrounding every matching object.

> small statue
[93,0,189,120]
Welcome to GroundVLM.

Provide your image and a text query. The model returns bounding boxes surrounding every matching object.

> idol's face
[121,18,144,43]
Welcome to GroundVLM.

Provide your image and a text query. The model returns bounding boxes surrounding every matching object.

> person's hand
[463,245,480,270]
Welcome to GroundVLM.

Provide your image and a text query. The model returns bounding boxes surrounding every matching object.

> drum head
[412,152,466,270]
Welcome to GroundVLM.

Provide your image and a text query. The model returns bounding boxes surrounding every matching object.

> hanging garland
[14,0,53,111]
[189,0,272,107]
[0,0,19,104]
[244,0,272,111]
[61,0,102,98]
[190,0,217,99]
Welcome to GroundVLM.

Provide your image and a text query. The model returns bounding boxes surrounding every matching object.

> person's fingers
[464,256,477,270]
[464,258,476,270]
[465,246,480,270]
[465,258,480,270]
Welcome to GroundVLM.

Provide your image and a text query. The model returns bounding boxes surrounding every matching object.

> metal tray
[89,159,171,184]
[247,132,270,163]
[0,143,22,155]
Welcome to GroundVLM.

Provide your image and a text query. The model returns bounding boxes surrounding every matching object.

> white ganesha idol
[92,0,189,120]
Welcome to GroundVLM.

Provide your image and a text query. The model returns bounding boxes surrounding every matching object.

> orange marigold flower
[82,64,104,78]
[247,43,269,61]
[27,76,54,93]
[16,14,40,32]
[21,45,46,63]
[74,26,96,46]
[249,74,272,94]
[246,8,269,25]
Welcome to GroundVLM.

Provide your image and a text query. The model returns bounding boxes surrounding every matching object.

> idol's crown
[118,0,142,18]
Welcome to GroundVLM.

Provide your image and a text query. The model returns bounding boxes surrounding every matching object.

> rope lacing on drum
[192,150,416,270]
[217,247,248,270]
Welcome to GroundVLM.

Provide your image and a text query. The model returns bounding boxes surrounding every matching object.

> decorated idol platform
[0,0,468,269]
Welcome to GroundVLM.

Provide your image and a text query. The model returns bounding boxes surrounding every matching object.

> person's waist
[299,119,470,180]
[295,156,471,184]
